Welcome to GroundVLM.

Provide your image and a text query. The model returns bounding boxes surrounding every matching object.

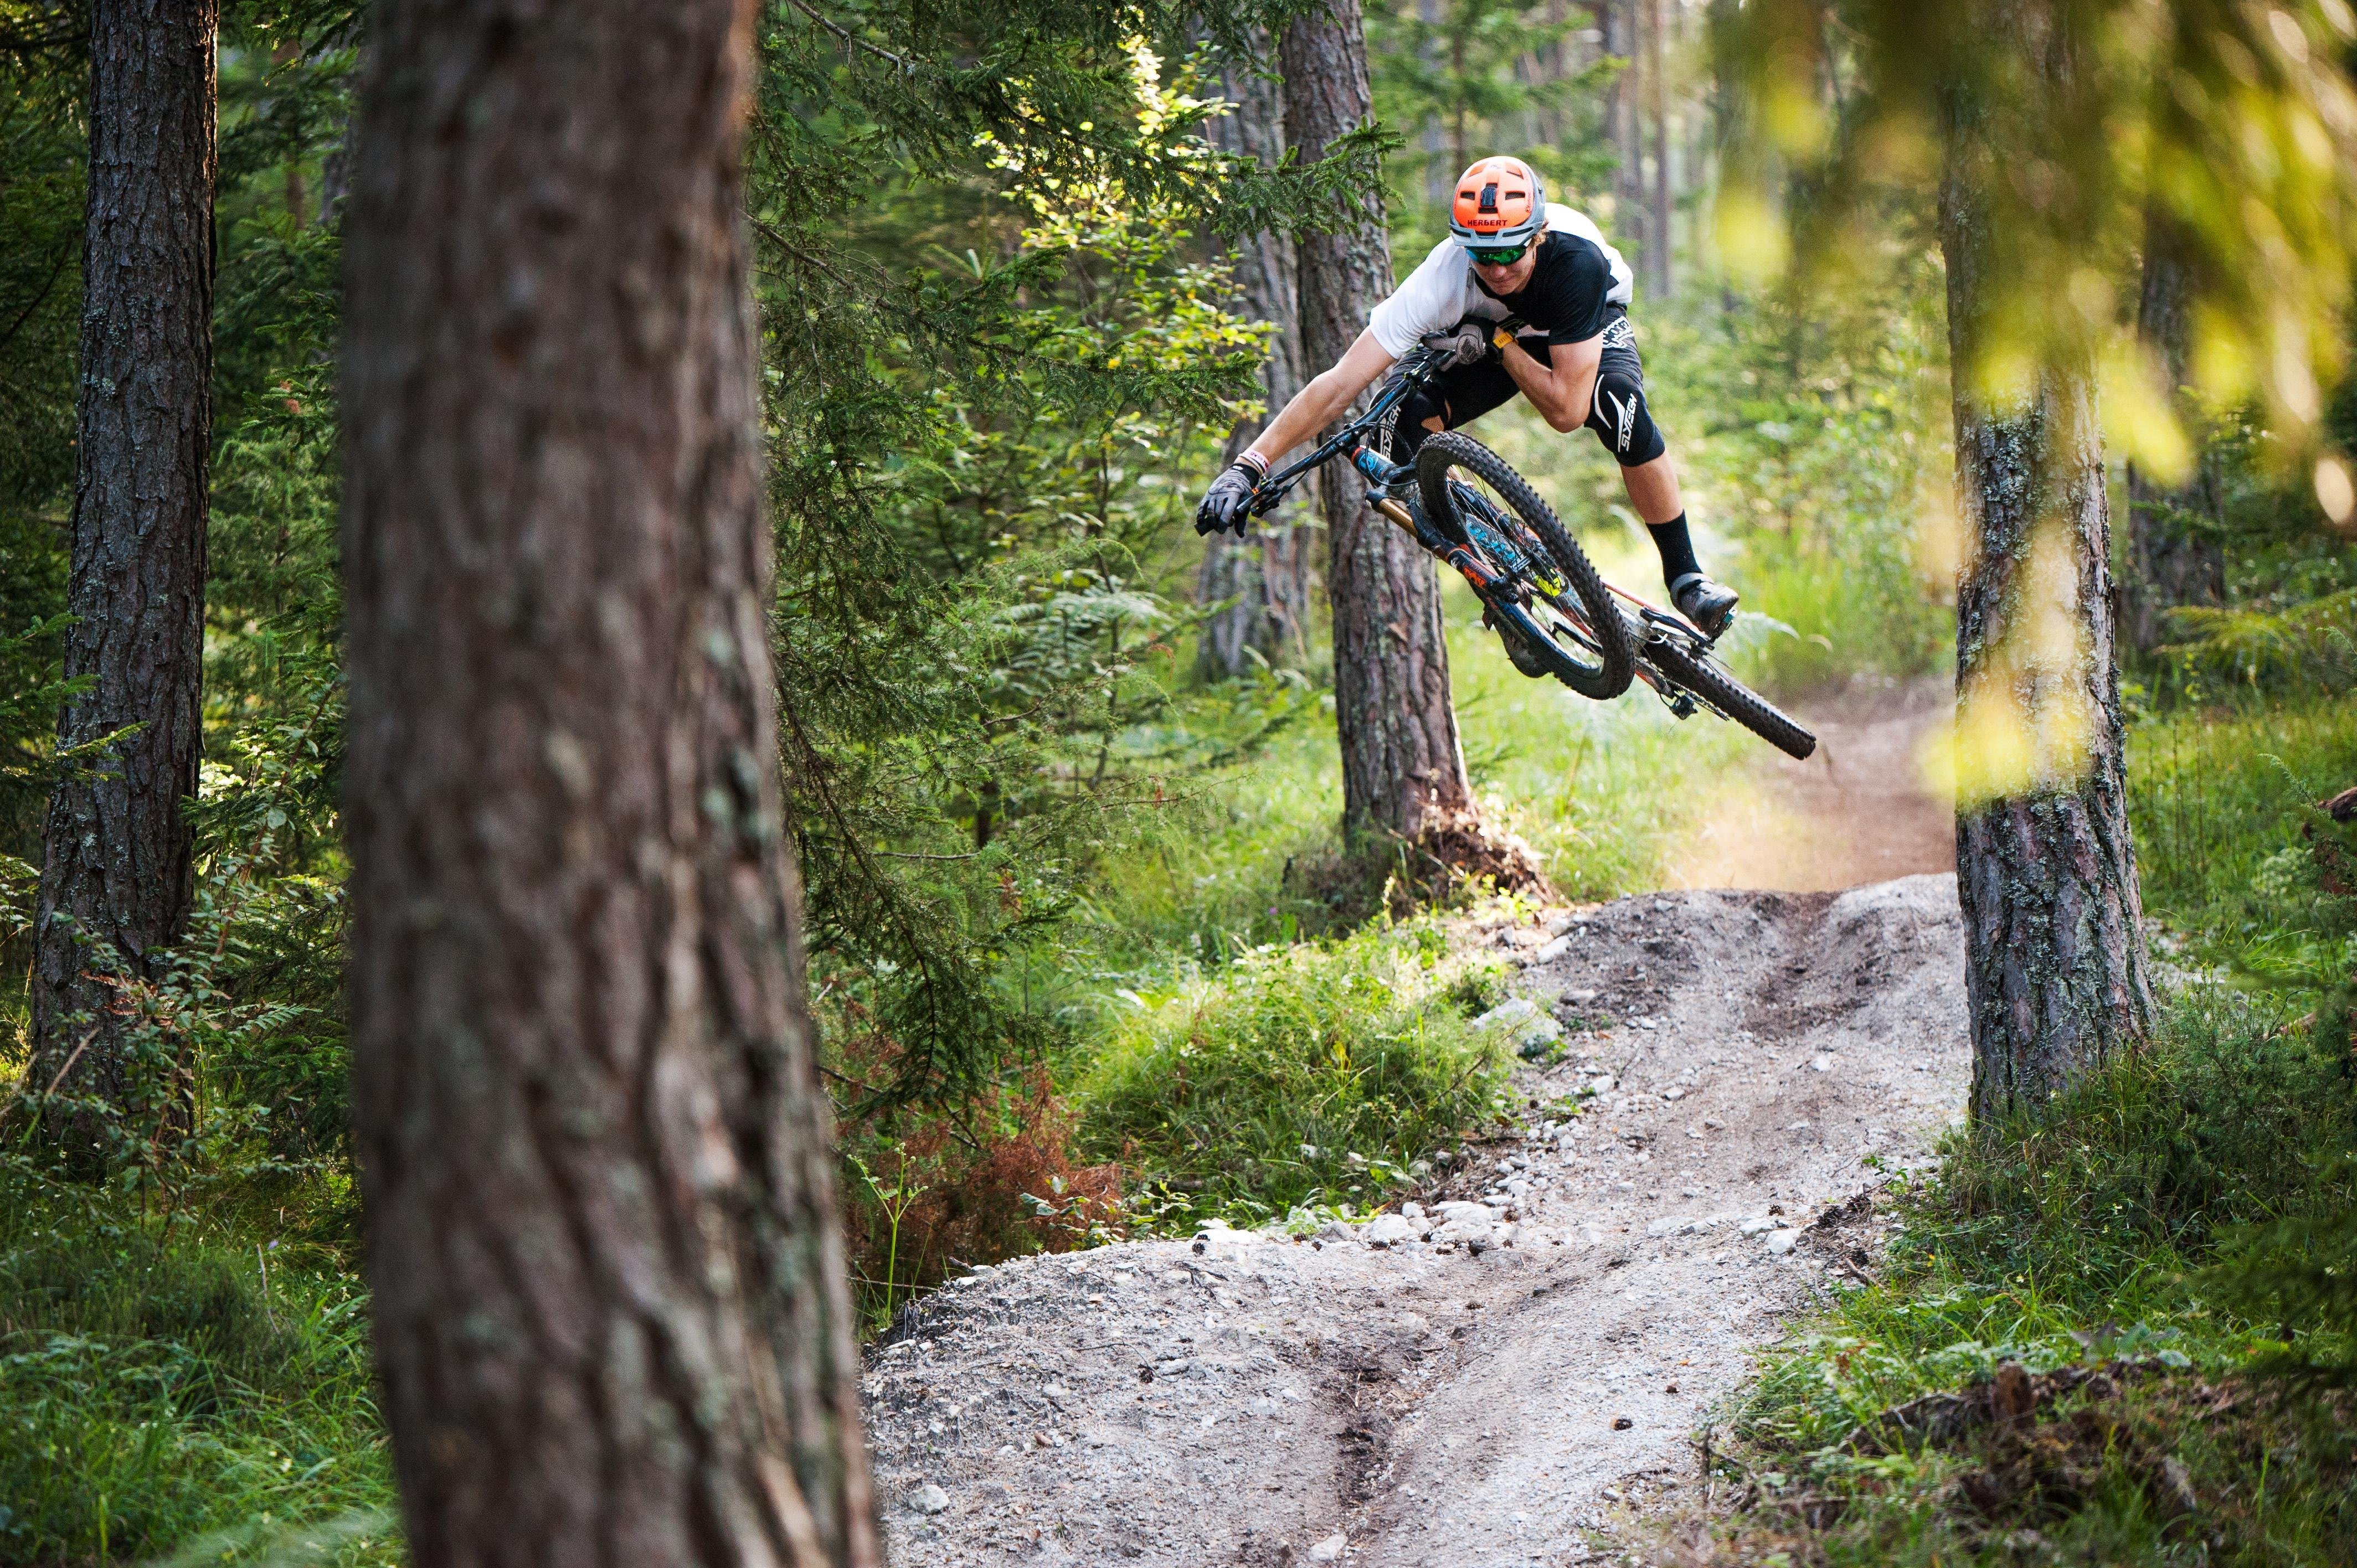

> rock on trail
[863,874,1969,1566]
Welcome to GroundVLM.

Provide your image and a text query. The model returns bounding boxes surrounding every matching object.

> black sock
[1648,513,1701,590]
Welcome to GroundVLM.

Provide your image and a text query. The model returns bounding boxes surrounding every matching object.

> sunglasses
[1466,240,1530,266]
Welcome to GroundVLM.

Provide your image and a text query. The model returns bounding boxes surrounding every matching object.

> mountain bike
[1246,344,1818,761]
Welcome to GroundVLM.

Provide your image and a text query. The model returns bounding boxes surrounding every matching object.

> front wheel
[1415,432,1635,700]
[1644,639,1818,760]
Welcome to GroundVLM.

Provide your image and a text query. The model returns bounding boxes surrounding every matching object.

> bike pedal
[1638,605,1713,651]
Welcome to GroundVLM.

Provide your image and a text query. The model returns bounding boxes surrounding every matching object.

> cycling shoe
[1670,573,1739,638]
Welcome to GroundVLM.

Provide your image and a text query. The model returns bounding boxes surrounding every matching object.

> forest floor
[861,671,1973,1566]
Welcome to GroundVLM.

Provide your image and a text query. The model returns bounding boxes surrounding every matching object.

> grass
[0,1163,399,1567]
[1072,909,1520,1229]
[2129,685,2357,961]
[1089,568,1759,965]
[1661,673,2357,1566]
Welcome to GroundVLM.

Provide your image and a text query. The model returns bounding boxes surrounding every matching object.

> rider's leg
[1384,354,1518,463]
[1583,312,1737,633]
[1620,452,1701,585]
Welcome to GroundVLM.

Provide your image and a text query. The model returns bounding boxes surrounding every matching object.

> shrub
[0,1168,397,1566]
[832,1053,1124,1331]
[1073,916,1516,1227]
[1929,988,2357,1298]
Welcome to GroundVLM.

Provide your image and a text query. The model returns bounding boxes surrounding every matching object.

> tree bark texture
[2122,215,2226,657]
[1198,42,1316,680]
[29,0,218,1144]
[1939,25,2154,1122]
[342,2,878,1564]
[1282,0,1474,842]
[1644,0,1672,300]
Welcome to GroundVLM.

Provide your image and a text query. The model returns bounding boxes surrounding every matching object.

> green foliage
[752,28,1335,1109]
[1649,268,1955,692]
[1073,912,1517,1227]
[1367,0,1623,256]
[0,48,80,526]
[0,47,81,869]
[2164,586,2357,691]
[1936,995,2356,1309]
[0,1169,395,1567]
[1717,1,2357,452]
[2128,687,2357,960]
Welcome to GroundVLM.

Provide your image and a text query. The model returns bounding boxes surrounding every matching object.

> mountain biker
[1195,154,1739,638]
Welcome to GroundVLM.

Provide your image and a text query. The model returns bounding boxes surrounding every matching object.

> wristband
[1236,451,1270,479]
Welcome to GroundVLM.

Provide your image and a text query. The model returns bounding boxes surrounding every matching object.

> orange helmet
[1449,156,1547,252]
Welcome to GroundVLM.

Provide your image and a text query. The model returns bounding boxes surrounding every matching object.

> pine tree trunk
[1940,33,2154,1121]
[1282,0,1474,844]
[1198,40,1315,681]
[1417,0,1449,205]
[1606,0,1642,256]
[28,0,217,1154]
[2122,214,2226,658]
[1645,0,1672,300]
[341,2,878,1563]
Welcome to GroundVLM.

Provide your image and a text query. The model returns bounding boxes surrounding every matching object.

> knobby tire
[1414,432,1634,700]
[1643,639,1818,760]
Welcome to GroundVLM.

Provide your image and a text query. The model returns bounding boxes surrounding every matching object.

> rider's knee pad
[1585,367,1665,467]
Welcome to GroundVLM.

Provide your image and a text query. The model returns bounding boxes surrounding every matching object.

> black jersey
[1367,203,1636,356]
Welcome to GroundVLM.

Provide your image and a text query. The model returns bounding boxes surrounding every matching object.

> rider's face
[1471,238,1542,292]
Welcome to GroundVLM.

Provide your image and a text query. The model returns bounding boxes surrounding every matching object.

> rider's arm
[1497,329,1603,434]
[1243,329,1398,467]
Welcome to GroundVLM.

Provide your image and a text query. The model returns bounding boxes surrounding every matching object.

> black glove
[1422,319,1496,372]
[1195,461,1262,536]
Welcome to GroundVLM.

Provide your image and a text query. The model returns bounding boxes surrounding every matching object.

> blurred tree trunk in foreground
[1939,4,2153,1121]
[1283,0,1477,845]
[29,0,218,1161]
[2123,213,2226,659]
[1199,39,1316,680]
[342,0,878,1562]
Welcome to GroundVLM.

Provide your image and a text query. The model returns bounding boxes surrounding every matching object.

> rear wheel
[1643,638,1818,760]
[1416,432,1634,700]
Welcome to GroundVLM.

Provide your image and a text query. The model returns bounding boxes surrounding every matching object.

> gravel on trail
[863,873,1969,1566]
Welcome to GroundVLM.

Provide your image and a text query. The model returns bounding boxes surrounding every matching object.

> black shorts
[1385,307,1660,467]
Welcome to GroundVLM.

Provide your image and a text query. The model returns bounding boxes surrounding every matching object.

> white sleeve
[1367,240,1468,358]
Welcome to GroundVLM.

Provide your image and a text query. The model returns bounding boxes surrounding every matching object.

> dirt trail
[863,873,1970,1565]
[1668,675,1953,893]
